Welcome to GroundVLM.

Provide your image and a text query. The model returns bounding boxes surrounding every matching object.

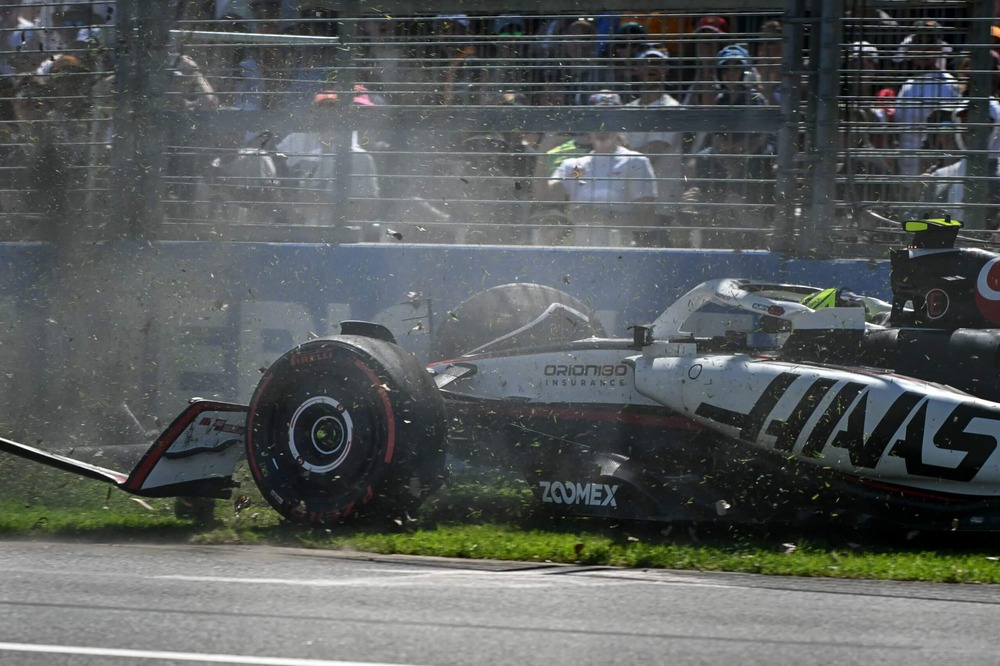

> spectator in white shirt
[894,31,962,179]
[548,91,657,246]
[275,89,382,235]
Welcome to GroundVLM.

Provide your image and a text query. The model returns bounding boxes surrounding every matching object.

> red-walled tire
[246,336,447,526]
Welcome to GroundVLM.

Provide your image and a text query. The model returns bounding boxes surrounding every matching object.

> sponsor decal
[197,416,244,434]
[925,288,949,320]
[976,257,1000,323]
[543,364,628,388]
[212,418,246,435]
[544,364,628,377]
[544,378,627,388]
[290,349,335,366]
[695,371,1000,483]
[752,303,785,316]
[539,480,619,507]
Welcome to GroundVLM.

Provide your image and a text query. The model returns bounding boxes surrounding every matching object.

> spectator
[427,14,477,106]
[754,19,782,106]
[683,127,775,248]
[357,17,415,106]
[953,55,1000,200]
[204,3,267,114]
[345,25,395,109]
[208,136,281,225]
[446,132,528,244]
[894,20,954,73]
[20,1,116,79]
[845,6,900,61]
[836,107,897,237]
[529,16,588,106]
[547,91,657,246]
[163,47,222,204]
[607,21,649,101]
[275,5,341,110]
[531,15,574,62]
[245,0,291,110]
[841,42,897,151]
[195,4,270,212]
[618,12,688,60]
[53,2,115,49]
[894,30,962,179]
[919,107,973,222]
[529,130,592,224]
[714,44,767,106]
[679,16,729,157]
[625,48,683,243]
[5,2,114,74]
[683,44,775,248]
[2,3,43,75]
[165,45,221,112]
[954,52,1000,99]
[447,86,535,244]
[9,72,53,137]
[681,16,729,108]
[274,89,381,238]
[920,102,1000,222]
[3,0,96,72]
[550,18,613,107]
[468,15,531,106]
[8,54,101,240]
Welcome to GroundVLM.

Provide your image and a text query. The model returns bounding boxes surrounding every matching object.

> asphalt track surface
[1,541,1000,666]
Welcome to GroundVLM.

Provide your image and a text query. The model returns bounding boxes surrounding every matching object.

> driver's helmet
[801,287,866,312]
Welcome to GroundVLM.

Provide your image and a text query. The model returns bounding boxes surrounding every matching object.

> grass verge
[3,456,1000,583]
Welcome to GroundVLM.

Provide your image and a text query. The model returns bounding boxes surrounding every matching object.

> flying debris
[7,219,1000,532]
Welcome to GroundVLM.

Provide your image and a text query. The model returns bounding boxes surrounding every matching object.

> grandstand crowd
[2,2,1000,247]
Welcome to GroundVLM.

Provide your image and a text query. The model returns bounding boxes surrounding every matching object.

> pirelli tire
[246,336,447,526]
[430,282,606,360]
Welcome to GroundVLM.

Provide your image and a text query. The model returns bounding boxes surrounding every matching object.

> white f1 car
[5,219,1000,532]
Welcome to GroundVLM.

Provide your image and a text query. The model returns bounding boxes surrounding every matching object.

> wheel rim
[247,337,446,524]
[288,396,354,474]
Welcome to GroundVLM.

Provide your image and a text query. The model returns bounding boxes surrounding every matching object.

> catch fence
[1,0,998,255]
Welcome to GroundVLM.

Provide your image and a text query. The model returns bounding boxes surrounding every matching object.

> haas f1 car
[6,218,1000,532]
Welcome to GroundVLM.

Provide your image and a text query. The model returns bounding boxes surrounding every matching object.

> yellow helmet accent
[903,217,964,233]
[801,287,839,310]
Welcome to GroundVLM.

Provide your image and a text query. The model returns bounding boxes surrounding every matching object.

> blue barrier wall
[0,243,892,425]
[0,243,54,426]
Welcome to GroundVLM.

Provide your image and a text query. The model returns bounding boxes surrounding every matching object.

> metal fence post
[963,0,995,231]
[800,0,844,257]
[774,0,807,254]
[110,0,173,240]
[330,0,359,238]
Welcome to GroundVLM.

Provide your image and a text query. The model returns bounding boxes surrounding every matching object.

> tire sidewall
[246,338,401,524]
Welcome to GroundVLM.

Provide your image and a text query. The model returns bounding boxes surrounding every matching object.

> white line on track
[155,570,584,589]
[0,642,424,666]
[156,569,737,590]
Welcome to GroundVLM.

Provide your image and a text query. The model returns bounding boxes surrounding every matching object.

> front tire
[246,336,447,525]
